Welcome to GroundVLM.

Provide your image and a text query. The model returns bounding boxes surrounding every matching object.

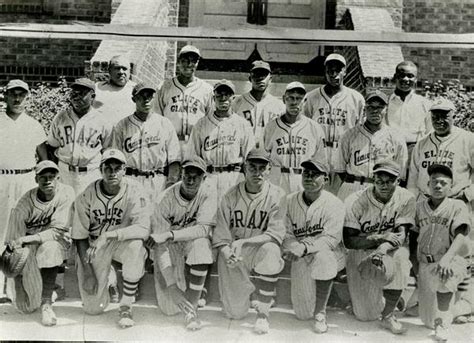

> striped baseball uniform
[94,80,137,126]
[112,112,181,199]
[154,77,213,142]
[344,186,415,321]
[232,91,285,148]
[213,181,286,319]
[47,107,113,194]
[72,178,150,314]
[335,124,408,200]
[283,190,346,319]
[151,181,217,315]
[6,183,75,313]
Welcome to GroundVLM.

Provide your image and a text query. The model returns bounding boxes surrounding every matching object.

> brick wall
[336,0,403,29]
[402,0,473,87]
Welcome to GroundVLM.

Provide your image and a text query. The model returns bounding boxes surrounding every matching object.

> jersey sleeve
[101,121,113,150]
[151,193,172,234]
[184,119,202,160]
[357,93,365,124]
[302,93,314,119]
[165,119,181,164]
[72,189,92,240]
[344,192,363,230]
[154,81,167,115]
[407,140,422,198]
[394,191,416,228]
[263,188,287,244]
[393,132,409,181]
[312,122,327,161]
[111,122,124,150]
[263,121,274,153]
[282,195,301,251]
[115,183,150,241]
[6,200,29,242]
[196,185,218,226]
[334,130,350,173]
[47,114,61,148]
[48,187,75,231]
[240,120,256,159]
[413,200,424,233]
[212,192,233,248]
[32,120,47,146]
[452,201,471,233]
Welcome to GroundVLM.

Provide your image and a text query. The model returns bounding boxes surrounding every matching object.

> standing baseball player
[94,55,136,126]
[213,148,286,334]
[154,45,213,147]
[112,82,181,198]
[72,149,149,328]
[232,60,285,148]
[303,53,365,193]
[335,90,408,200]
[283,157,346,334]
[343,160,415,334]
[5,160,74,325]
[263,82,326,194]
[410,164,471,341]
[147,157,216,331]
[0,79,46,301]
[40,78,112,195]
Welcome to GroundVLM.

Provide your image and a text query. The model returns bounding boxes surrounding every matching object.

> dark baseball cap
[324,53,346,66]
[285,81,306,94]
[373,160,401,177]
[6,79,29,92]
[213,79,235,94]
[182,157,207,174]
[427,164,453,179]
[178,45,201,58]
[71,78,96,92]
[246,148,271,163]
[101,149,127,165]
[430,98,455,112]
[301,157,329,175]
[250,60,271,72]
[132,82,156,96]
[365,90,388,105]
[35,160,59,175]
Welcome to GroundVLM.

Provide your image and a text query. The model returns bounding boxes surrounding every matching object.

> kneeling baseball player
[72,149,150,328]
[4,160,74,326]
[213,148,286,334]
[411,164,471,341]
[146,157,216,330]
[343,160,415,334]
[283,157,346,334]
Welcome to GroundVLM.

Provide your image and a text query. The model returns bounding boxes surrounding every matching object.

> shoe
[254,316,269,334]
[453,315,468,324]
[313,312,328,334]
[52,285,66,302]
[118,305,134,328]
[197,288,207,308]
[379,313,407,335]
[41,303,57,326]
[434,318,448,341]
[109,285,120,303]
[185,311,202,331]
[251,298,275,310]
[404,303,419,317]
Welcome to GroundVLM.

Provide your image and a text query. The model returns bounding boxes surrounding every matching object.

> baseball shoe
[453,315,469,324]
[185,311,202,331]
[434,318,448,341]
[109,285,120,303]
[41,303,57,326]
[379,313,407,335]
[118,305,134,328]
[197,288,207,308]
[313,312,328,334]
[254,315,270,334]
[0,296,12,304]
[251,298,275,310]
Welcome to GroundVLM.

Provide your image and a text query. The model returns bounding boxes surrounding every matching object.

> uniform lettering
[361,217,396,233]
[92,207,124,226]
[231,210,269,230]
[25,207,56,235]
[124,135,161,153]
[292,217,324,238]
[275,135,308,155]
[170,94,202,114]
[203,133,237,151]
[418,215,450,228]
[354,150,370,166]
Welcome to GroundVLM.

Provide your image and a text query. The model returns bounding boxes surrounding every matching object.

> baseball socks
[253,273,278,334]
[313,279,334,334]
[380,289,407,334]
[118,278,139,328]
[183,264,209,331]
[40,267,59,326]
[434,292,454,342]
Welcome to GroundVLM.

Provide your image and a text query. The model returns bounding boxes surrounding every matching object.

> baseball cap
[71,78,96,92]
[6,79,29,92]
[427,164,453,179]
[250,60,271,73]
[430,98,455,112]
[132,82,156,96]
[246,148,271,163]
[373,160,401,177]
[324,53,346,66]
[101,149,127,165]
[213,79,235,94]
[35,160,59,175]
[285,81,306,94]
[178,45,201,58]
[182,157,207,174]
[365,90,388,105]
[301,157,329,175]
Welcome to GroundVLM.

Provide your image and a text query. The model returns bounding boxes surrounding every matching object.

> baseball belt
[0,168,34,175]
[59,161,97,173]
[324,141,338,148]
[280,167,303,174]
[419,253,441,264]
[344,174,374,184]
[206,164,242,173]
[126,167,167,178]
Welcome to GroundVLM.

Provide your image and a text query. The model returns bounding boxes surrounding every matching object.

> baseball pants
[337,181,371,201]
[205,171,243,201]
[269,168,302,195]
[58,161,101,195]
[125,174,166,203]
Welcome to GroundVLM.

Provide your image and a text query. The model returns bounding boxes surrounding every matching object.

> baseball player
[303,53,365,193]
[154,45,213,147]
[146,157,216,331]
[263,81,327,194]
[4,161,74,325]
[185,79,255,200]
[213,148,286,334]
[94,55,137,126]
[335,90,408,200]
[112,82,181,199]
[232,60,285,148]
[343,160,415,334]
[72,149,149,328]
[0,79,46,301]
[283,157,346,334]
[410,164,471,341]
[40,78,113,195]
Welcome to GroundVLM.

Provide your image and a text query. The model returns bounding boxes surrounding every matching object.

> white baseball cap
[324,53,346,66]
[285,81,306,93]
[101,149,127,165]
[178,45,201,58]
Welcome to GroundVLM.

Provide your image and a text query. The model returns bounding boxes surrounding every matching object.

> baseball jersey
[0,111,46,169]
[112,112,181,170]
[154,77,213,140]
[335,124,408,179]
[344,186,416,238]
[6,183,75,241]
[284,190,345,255]
[263,116,327,169]
[386,91,432,144]
[303,85,365,169]
[232,91,285,147]
[414,197,471,260]
[213,181,287,247]
[185,113,255,167]
[408,127,474,199]
[94,80,136,126]
[48,107,112,168]
[72,178,150,241]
